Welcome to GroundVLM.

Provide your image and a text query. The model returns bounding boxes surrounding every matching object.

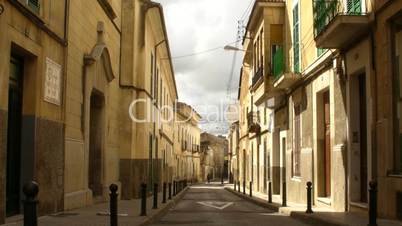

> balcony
[272,47,300,90]
[252,67,264,88]
[247,111,261,134]
[313,0,370,49]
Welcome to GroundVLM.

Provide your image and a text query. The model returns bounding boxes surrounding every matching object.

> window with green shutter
[293,2,300,73]
[317,48,326,57]
[347,0,361,14]
[27,0,40,13]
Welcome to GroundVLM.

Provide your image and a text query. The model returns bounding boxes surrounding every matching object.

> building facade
[0,0,185,223]
[174,102,202,183]
[374,0,402,220]
[0,0,69,220]
[228,121,239,183]
[119,0,178,199]
[233,0,402,221]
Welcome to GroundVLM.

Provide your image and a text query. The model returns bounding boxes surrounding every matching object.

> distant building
[200,133,228,181]
[174,102,202,182]
[228,121,240,183]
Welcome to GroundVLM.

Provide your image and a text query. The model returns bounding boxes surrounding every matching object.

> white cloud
[155,0,251,135]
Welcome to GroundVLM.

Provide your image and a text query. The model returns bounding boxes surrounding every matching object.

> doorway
[323,91,331,197]
[6,56,24,217]
[243,149,246,183]
[88,91,105,198]
[358,74,368,203]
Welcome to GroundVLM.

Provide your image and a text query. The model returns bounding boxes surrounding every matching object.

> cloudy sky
[156,0,253,135]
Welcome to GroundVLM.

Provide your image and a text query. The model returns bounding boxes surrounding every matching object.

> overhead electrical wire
[240,0,255,22]
[164,40,241,60]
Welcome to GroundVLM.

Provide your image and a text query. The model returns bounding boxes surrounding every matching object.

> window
[260,29,264,70]
[347,0,362,14]
[27,0,40,13]
[293,2,300,73]
[155,69,159,101]
[393,17,402,173]
[150,54,154,95]
[317,48,326,57]
[264,138,267,185]
[159,77,162,107]
[292,105,301,177]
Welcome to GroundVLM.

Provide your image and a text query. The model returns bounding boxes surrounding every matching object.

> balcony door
[323,91,331,197]
[347,0,361,14]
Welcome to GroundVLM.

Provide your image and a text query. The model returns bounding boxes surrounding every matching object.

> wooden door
[323,91,331,197]
[6,56,23,216]
[89,92,104,197]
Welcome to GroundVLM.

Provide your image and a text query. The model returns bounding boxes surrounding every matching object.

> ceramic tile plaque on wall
[44,57,62,106]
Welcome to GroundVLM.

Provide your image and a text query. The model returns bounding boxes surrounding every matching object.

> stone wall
[35,118,64,215]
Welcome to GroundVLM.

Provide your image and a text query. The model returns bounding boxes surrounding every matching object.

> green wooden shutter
[293,3,300,73]
[347,0,361,14]
[317,48,326,57]
[273,46,284,79]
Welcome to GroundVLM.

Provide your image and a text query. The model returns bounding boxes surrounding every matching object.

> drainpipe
[61,0,70,124]
[370,14,377,182]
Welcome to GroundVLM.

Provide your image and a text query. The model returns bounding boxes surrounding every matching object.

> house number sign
[44,57,62,105]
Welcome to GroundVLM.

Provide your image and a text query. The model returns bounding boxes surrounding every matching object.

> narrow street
[149,183,308,226]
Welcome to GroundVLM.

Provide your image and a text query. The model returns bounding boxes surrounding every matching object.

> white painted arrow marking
[197,201,234,210]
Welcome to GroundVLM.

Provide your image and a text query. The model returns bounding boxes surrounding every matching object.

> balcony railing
[247,111,261,133]
[313,0,363,38]
[252,67,263,87]
[273,47,284,80]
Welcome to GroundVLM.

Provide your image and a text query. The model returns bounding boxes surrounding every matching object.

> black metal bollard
[234,180,237,191]
[109,184,118,226]
[153,183,158,209]
[23,181,39,226]
[221,176,224,185]
[306,182,313,214]
[282,182,287,207]
[249,181,253,197]
[168,182,172,200]
[243,181,246,195]
[162,183,167,204]
[268,181,272,203]
[140,183,147,216]
[368,181,378,226]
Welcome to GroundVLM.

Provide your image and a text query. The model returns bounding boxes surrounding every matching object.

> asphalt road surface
[149,183,309,226]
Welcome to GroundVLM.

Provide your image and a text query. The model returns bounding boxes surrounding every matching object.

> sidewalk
[3,188,188,226]
[225,184,402,226]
